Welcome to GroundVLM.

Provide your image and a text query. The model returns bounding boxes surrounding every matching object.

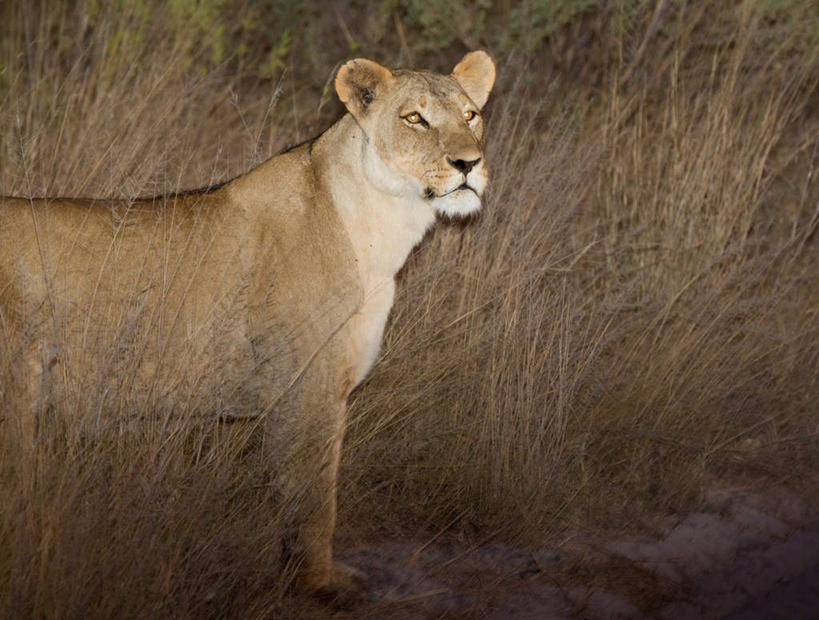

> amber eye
[405,112,422,124]
[464,109,477,121]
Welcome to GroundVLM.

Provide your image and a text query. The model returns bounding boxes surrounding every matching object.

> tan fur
[0,52,495,595]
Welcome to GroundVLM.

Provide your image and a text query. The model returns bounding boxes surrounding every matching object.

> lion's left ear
[335,58,394,119]
[452,51,496,109]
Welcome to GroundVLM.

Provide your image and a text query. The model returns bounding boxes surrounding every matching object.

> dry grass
[343,4,818,541]
[2,1,818,616]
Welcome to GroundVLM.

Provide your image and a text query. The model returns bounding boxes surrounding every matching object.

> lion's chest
[343,276,396,389]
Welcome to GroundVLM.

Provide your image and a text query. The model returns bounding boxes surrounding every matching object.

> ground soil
[287,484,819,618]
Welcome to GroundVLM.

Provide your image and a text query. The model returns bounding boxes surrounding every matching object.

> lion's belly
[345,277,395,389]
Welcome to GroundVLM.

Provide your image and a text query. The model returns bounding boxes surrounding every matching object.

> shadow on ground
[290,486,819,618]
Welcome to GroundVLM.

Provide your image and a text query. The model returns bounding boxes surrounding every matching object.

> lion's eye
[404,112,423,124]
[464,110,477,122]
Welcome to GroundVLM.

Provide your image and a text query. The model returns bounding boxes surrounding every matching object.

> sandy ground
[289,485,819,618]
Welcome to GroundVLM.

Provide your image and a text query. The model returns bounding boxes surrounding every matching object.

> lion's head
[335,51,496,217]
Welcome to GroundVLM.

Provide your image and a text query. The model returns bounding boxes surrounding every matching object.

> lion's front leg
[275,401,365,597]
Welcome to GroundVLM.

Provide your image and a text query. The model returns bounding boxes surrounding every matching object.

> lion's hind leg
[15,339,59,454]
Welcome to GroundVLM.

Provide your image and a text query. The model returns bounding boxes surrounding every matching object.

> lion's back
[0,147,363,420]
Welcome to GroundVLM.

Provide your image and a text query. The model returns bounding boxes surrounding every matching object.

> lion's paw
[298,561,368,607]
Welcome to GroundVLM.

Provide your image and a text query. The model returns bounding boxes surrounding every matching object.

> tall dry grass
[341,2,819,537]
[2,0,818,616]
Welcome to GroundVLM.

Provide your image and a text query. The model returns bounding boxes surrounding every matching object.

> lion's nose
[446,156,481,175]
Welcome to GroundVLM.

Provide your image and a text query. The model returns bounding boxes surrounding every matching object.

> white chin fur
[433,190,482,217]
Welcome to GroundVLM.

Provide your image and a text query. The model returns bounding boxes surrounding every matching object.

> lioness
[0,51,495,595]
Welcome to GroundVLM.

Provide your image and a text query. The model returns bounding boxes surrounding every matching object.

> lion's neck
[312,115,436,285]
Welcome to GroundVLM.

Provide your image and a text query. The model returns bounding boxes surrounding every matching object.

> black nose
[446,157,481,175]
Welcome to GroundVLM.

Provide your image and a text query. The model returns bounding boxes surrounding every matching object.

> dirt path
[291,486,819,618]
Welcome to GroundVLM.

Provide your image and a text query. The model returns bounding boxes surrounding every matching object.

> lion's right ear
[335,59,393,119]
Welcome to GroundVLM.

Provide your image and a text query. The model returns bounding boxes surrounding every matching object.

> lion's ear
[335,58,393,119]
[452,51,496,109]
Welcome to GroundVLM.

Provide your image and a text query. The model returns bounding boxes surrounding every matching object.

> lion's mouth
[424,183,476,200]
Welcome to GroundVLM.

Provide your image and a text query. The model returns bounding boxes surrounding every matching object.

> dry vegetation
[1,1,818,616]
